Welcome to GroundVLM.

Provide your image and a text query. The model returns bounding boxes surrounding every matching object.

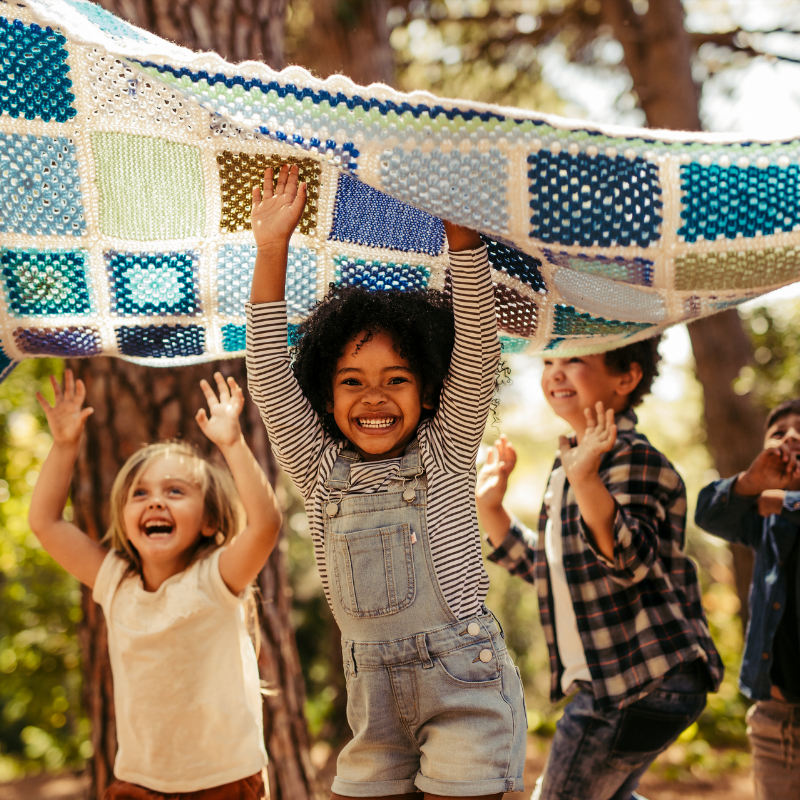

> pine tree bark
[601,0,760,625]
[74,2,319,798]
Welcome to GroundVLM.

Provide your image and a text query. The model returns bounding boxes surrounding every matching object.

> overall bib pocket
[331,523,416,617]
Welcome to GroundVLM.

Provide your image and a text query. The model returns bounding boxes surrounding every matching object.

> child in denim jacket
[477,339,722,800]
[695,398,800,800]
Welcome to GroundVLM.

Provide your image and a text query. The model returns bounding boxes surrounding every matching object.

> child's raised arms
[476,434,517,548]
[197,373,282,594]
[29,371,107,588]
[250,164,307,304]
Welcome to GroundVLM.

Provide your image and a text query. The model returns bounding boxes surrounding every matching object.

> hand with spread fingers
[251,164,307,250]
[559,401,617,484]
[36,369,94,447]
[196,372,245,450]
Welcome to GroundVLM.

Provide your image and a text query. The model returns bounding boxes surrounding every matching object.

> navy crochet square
[0,19,76,122]
[528,151,662,248]
[330,174,444,256]
[116,324,205,358]
[678,162,800,243]
[481,235,546,292]
[14,326,101,356]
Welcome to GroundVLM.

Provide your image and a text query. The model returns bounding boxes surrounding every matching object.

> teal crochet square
[106,251,200,316]
[679,162,800,242]
[62,0,150,42]
[1,249,92,317]
[221,323,245,352]
[553,305,652,337]
[92,133,204,240]
[0,134,86,236]
[0,18,76,122]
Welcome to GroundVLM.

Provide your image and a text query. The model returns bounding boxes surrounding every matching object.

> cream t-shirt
[93,548,266,793]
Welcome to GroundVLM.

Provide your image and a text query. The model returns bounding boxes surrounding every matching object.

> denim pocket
[331,523,415,618]
[436,642,504,687]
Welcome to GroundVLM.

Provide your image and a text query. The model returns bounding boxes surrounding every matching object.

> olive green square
[92,133,205,240]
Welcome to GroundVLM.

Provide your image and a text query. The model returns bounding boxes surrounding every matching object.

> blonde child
[245,164,527,800]
[29,370,281,800]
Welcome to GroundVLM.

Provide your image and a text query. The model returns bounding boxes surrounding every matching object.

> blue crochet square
[106,251,200,316]
[217,244,317,318]
[379,146,509,232]
[482,235,546,292]
[1,249,92,317]
[116,325,205,358]
[221,323,246,352]
[542,250,654,286]
[499,335,529,354]
[0,134,86,236]
[334,256,430,291]
[14,326,101,356]
[553,305,652,337]
[0,19,76,122]
[330,174,444,256]
[528,151,662,247]
[678,162,800,243]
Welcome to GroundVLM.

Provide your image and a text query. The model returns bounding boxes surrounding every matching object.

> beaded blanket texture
[1,0,800,379]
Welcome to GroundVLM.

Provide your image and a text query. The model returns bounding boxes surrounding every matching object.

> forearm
[218,437,281,538]
[29,441,79,535]
[249,243,289,303]
[572,474,616,560]
[477,501,512,549]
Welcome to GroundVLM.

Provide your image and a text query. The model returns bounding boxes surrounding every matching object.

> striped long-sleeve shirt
[245,246,501,619]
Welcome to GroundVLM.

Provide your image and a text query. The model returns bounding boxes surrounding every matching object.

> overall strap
[324,448,361,491]
[397,439,426,479]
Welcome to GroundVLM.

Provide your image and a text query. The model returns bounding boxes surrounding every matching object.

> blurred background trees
[2,0,800,794]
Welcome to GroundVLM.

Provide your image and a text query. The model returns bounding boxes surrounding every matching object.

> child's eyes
[388,376,409,385]
[341,378,361,386]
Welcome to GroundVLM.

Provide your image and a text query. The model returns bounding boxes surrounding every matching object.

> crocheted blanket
[1,0,799,379]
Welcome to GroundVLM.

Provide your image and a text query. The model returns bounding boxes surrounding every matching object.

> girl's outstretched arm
[196,373,282,595]
[29,370,107,588]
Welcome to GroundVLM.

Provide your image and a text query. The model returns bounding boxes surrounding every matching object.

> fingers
[199,378,218,406]
[35,391,53,413]
[50,373,63,403]
[213,372,230,402]
[195,408,209,429]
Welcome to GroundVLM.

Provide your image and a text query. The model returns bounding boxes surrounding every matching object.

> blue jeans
[533,663,709,800]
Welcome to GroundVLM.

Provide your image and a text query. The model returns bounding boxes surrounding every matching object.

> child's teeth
[359,418,395,428]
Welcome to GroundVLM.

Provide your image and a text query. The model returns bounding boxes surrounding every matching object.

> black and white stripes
[245,246,501,619]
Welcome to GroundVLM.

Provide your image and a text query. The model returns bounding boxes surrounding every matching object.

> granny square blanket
[2,0,800,380]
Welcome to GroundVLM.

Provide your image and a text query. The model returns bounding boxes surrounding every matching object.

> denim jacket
[695,477,800,700]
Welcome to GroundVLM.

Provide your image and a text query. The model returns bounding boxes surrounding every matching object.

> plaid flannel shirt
[488,409,723,710]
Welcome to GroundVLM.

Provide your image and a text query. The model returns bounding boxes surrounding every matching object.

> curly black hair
[603,335,662,408]
[291,284,456,439]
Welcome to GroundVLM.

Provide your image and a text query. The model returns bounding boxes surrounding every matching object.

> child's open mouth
[144,521,174,537]
[356,417,396,430]
[551,390,575,399]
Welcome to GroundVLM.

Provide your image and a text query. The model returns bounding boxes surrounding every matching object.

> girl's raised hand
[251,164,307,249]
[476,435,517,511]
[196,373,245,449]
[559,401,617,483]
[36,370,94,446]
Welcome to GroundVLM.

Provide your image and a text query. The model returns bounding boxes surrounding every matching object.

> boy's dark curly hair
[291,284,456,439]
[603,335,662,408]
[766,398,800,432]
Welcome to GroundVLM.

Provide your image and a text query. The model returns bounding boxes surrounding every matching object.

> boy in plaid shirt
[477,338,722,800]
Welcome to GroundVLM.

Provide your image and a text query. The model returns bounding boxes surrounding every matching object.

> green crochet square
[92,133,204,239]
[674,247,800,291]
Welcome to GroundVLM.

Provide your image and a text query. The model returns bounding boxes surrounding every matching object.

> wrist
[733,472,762,496]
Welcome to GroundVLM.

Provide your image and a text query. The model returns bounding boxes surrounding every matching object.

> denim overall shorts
[324,442,527,797]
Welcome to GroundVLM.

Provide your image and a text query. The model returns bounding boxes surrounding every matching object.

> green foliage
[0,360,90,779]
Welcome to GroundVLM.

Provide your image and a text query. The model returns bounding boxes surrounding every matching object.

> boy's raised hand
[251,164,307,248]
[735,443,800,497]
[36,370,94,446]
[196,372,245,449]
[477,435,517,511]
[559,401,617,483]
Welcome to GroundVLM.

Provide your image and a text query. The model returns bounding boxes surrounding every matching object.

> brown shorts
[102,772,266,800]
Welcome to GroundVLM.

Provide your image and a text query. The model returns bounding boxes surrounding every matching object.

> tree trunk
[289,0,395,86]
[74,3,319,799]
[601,0,761,626]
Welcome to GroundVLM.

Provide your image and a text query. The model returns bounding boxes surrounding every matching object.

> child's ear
[422,386,436,411]
[325,398,334,413]
[616,362,643,399]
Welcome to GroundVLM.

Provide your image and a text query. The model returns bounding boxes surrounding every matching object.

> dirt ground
[0,741,754,799]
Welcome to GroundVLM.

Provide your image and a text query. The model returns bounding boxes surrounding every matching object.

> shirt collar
[616,407,638,432]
